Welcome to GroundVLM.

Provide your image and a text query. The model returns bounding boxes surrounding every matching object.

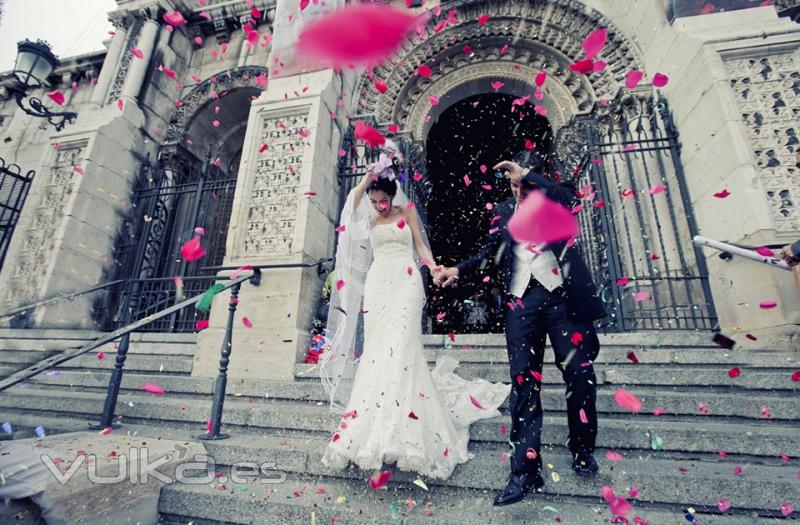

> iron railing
[0,156,35,271]
[0,258,331,440]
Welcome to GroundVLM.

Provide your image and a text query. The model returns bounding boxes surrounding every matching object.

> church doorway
[425,93,552,334]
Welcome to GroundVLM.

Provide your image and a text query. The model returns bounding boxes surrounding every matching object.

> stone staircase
[1,328,798,524]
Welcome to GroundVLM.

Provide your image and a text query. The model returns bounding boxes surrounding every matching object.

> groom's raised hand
[494,160,525,183]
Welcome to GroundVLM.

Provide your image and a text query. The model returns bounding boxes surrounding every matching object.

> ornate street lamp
[5,40,77,131]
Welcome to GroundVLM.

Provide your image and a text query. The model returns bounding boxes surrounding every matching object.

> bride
[319,140,510,480]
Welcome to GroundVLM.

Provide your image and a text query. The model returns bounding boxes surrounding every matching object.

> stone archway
[356,0,645,139]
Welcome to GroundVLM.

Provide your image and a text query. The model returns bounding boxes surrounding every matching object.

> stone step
[0,338,195,355]
[0,328,197,344]
[52,353,194,374]
[2,386,797,460]
[157,469,771,525]
[3,417,794,521]
[421,331,720,348]
[296,362,800,392]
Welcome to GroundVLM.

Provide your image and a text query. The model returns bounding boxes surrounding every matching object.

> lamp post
[4,40,77,132]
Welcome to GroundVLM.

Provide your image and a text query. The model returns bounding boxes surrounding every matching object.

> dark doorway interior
[425,93,552,334]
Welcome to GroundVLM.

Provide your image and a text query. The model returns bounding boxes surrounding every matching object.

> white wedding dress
[321,219,511,479]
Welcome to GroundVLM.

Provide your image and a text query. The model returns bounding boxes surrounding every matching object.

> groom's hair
[513,149,547,175]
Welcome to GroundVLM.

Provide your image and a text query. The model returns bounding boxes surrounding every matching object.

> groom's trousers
[504,279,599,475]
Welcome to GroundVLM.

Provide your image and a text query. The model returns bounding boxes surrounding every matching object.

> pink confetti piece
[616,277,629,286]
[180,235,206,262]
[754,246,774,257]
[605,451,623,461]
[713,189,731,198]
[296,4,422,69]
[478,14,490,25]
[429,95,440,106]
[97,351,106,360]
[508,191,578,245]
[733,465,743,475]
[418,65,431,78]
[396,219,406,229]
[242,316,253,328]
[534,105,548,117]
[649,183,667,195]
[46,90,65,106]
[354,121,385,148]
[582,27,607,59]
[131,47,144,59]
[142,383,165,396]
[579,408,589,424]
[373,80,388,93]
[335,279,345,291]
[613,388,642,412]
[534,71,547,87]
[634,291,651,302]
[758,301,777,309]
[625,70,644,89]
[718,499,731,512]
[491,81,504,91]
[195,319,209,331]
[368,470,392,490]
[469,394,485,409]
[781,503,794,516]
[728,367,741,378]
[652,72,669,88]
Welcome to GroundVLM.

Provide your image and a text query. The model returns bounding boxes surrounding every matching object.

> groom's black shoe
[492,471,545,506]
[572,451,599,477]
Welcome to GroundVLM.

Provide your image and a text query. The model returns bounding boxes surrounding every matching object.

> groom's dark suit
[455,169,606,477]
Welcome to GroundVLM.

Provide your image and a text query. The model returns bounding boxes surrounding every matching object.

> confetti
[354,121,385,148]
[758,301,777,310]
[469,394,485,409]
[368,470,392,490]
[652,72,669,88]
[46,90,65,106]
[613,388,642,412]
[195,319,209,331]
[142,383,165,396]
[296,4,422,68]
[180,235,206,262]
[624,70,644,89]
[582,27,607,59]
[605,451,623,461]
[418,65,431,78]
[242,316,253,328]
[508,191,578,244]
[713,189,731,198]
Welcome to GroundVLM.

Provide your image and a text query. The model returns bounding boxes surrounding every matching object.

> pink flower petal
[418,65,432,78]
[613,388,642,412]
[759,301,777,310]
[616,277,629,286]
[534,105,548,117]
[582,27,607,60]
[478,14,490,25]
[652,72,669,88]
[713,189,731,198]
[579,408,588,424]
[163,11,187,27]
[373,80,388,93]
[180,235,207,262]
[335,279,345,291]
[354,121,385,148]
[755,246,774,257]
[569,59,594,74]
[625,70,644,89]
[491,81,504,91]
[142,383,165,396]
[600,485,616,503]
[131,48,144,59]
[649,183,667,195]
[195,319,209,331]
[396,219,406,229]
[46,90,65,106]
[610,497,633,517]
[508,191,578,245]
[428,95,440,106]
[634,291,650,302]
[534,71,547,87]
[605,450,623,461]
[242,316,253,328]
[368,470,392,490]
[297,4,423,69]
[718,498,731,512]
[780,503,793,516]
[728,367,741,378]
[469,394,485,410]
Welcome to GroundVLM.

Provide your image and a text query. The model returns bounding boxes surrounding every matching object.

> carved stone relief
[3,141,87,306]
[242,107,309,257]
[725,48,800,232]
[106,19,143,105]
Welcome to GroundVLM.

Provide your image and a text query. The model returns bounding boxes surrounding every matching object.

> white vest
[509,204,564,297]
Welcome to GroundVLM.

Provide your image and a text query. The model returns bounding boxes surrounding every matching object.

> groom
[436,150,606,506]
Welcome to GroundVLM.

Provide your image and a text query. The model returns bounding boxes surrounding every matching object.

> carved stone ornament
[356,0,643,138]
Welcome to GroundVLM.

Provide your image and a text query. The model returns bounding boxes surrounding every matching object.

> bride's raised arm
[352,170,375,211]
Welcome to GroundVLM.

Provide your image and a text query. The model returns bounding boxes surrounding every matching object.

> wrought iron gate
[556,90,718,331]
[0,157,35,272]
[104,147,237,332]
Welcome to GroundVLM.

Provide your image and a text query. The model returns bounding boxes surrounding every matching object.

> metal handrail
[0,279,126,322]
[0,257,333,439]
[0,272,256,394]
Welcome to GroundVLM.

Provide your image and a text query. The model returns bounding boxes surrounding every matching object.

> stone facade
[0,0,797,378]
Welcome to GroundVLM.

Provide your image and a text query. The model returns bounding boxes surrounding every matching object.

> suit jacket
[455,171,607,323]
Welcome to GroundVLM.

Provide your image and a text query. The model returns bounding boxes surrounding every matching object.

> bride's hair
[366,175,397,198]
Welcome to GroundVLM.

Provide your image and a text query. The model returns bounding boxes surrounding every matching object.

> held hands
[433,267,459,287]
[780,244,800,267]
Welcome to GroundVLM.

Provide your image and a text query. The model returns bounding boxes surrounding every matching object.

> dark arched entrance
[425,93,552,334]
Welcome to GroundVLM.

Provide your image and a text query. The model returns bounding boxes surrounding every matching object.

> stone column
[121,15,160,102]
[90,26,128,106]
[192,67,347,380]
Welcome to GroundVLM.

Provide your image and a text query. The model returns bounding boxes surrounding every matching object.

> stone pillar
[121,16,160,102]
[192,68,346,380]
[90,26,128,106]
